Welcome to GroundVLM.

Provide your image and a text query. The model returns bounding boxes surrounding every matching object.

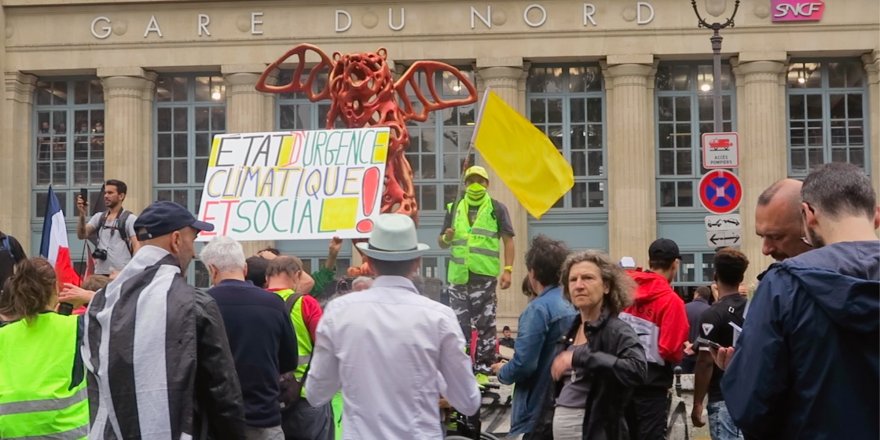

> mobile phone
[695,337,722,350]
[79,188,88,204]
[58,302,74,316]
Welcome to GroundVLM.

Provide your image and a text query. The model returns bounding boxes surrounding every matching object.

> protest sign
[196,127,389,241]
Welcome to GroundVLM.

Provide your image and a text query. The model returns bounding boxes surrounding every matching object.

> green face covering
[466,183,487,205]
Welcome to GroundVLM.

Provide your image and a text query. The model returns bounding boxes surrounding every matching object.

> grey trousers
[552,406,585,440]
[244,425,284,440]
[280,398,334,440]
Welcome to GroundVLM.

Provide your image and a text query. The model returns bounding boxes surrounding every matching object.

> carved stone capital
[4,72,37,104]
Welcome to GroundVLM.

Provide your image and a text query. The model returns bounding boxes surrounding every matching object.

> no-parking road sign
[699,170,742,214]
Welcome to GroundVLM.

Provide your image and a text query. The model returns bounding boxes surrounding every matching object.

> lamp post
[691,0,740,132]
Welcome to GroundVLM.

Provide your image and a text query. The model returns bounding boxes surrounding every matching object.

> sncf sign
[771,0,825,22]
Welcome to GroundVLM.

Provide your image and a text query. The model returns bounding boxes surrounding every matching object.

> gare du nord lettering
[89,2,661,39]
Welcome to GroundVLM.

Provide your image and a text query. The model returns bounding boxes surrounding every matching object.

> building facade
[2,0,877,327]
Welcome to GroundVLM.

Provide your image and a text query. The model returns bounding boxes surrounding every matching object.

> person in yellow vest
[265,256,336,440]
[0,257,89,439]
[439,165,515,383]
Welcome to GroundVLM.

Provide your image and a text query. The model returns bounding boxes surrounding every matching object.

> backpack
[98,210,133,255]
[278,292,309,407]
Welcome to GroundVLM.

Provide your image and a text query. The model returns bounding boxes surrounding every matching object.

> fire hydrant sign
[196,128,389,241]
[702,132,739,169]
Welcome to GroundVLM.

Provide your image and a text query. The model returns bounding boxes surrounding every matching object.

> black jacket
[549,311,647,440]
[85,248,246,440]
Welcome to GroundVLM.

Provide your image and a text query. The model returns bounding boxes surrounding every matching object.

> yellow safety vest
[0,313,88,439]
[446,197,501,284]
[273,289,313,397]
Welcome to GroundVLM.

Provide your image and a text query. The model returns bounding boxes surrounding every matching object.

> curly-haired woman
[549,250,647,440]
[0,257,88,438]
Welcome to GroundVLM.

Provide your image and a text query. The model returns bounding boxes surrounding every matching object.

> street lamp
[691,0,740,132]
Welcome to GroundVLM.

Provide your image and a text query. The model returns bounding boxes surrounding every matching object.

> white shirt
[306,276,481,440]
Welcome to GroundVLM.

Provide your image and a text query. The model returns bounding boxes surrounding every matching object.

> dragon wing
[393,61,478,122]
[255,43,334,102]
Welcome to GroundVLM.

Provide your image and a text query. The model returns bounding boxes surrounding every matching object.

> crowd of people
[0,162,877,440]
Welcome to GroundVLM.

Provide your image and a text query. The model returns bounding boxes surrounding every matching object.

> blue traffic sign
[698,170,742,214]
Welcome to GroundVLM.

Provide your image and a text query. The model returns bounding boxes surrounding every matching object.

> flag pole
[456,89,491,200]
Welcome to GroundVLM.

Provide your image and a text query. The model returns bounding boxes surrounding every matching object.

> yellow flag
[472,91,574,219]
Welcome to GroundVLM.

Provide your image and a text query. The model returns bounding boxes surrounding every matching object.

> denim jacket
[497,285,576,435]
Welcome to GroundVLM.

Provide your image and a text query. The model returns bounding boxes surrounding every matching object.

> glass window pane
[212,107,226,131]
[588,182,603,207]
[806,95,822,119]
[195,77,211,101]
[677,181,693,206]
[790,149,807,174]
[829,95,846,119]
[660,181,676,207]
[676,151,692,175]
[675,97,690,121]
[572,182,586,208]
[547,99,563,123]
[850,148,865,168]
[75,81,89,104]
[789,95,804,119]
[847,94,863,118]
[173,160,187,183]
[195,107,210,131]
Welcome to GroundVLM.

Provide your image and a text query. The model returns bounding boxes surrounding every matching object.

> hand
[328,236,343,257]
[691,401,705,427]
[710,346,735,370]
[499,270,512,289]
[550,350,573,381]
[76,195,87,215]
[683,341,694,356]
[58,283,95,307]
[490,361,506,375]
[443,228,455,242]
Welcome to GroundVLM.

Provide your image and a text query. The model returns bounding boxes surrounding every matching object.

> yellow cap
[464,165,489,181]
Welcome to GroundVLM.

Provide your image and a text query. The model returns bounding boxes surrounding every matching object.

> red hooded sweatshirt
[622,268,689,389]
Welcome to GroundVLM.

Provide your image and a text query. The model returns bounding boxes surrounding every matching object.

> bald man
[755,179,813,261]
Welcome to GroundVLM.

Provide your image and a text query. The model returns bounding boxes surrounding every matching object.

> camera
[92,248,108,261]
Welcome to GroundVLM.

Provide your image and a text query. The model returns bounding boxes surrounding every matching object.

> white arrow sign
[705,214,743,231]
[706,230,742,248]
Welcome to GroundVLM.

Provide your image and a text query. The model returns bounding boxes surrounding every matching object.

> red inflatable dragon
[255,44,478,224]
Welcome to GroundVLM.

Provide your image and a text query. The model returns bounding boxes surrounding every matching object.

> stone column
[475,59,529,330]
[603,55,656,264]
[731,55,787,281]
[2,73,37,249]
[863,51,880,200]
[222,65,274,256]
[98,67,156,214]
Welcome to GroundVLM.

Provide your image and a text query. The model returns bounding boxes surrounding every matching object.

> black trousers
[625,388,669,440]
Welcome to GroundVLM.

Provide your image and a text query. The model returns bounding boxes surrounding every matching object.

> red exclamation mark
[356,167,380,233]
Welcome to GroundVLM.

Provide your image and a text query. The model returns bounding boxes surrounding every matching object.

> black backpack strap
[117,210,133,255]
[285,292,307,316]
[283,292,311,384]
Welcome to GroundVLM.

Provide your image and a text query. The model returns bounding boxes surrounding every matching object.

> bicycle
[444,382,503,440]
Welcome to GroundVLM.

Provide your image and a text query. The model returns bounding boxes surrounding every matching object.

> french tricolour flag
[40,186,81,286]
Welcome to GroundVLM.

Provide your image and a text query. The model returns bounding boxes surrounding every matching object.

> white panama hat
[355,214,430,261]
